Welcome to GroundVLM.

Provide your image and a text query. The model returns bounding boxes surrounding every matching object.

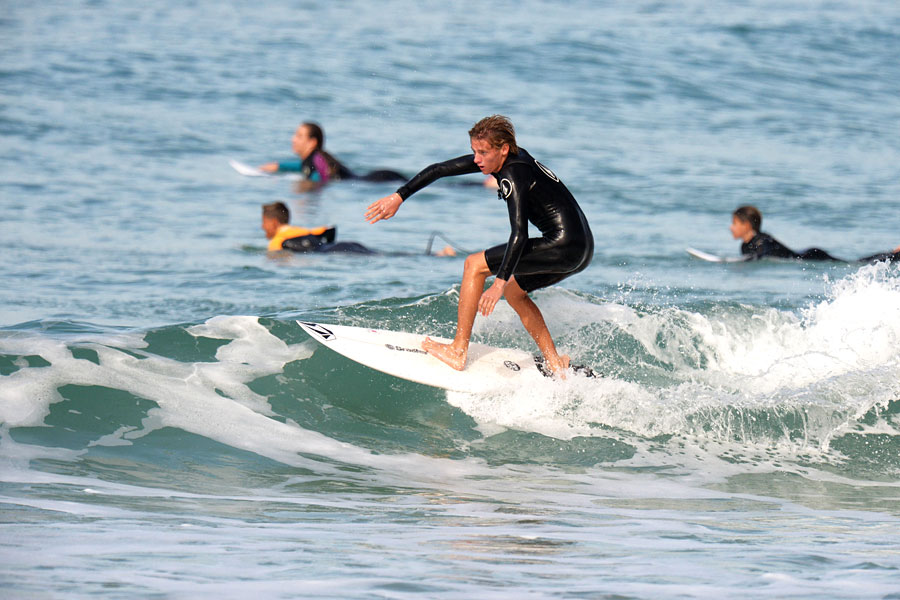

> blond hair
[468,115,519,154]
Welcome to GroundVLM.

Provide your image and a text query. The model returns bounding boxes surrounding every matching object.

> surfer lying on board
[262,202,456,256]
[365,115,593,376]
[732,205,900,263]
[258,122,407,191]
[262,202,373,253]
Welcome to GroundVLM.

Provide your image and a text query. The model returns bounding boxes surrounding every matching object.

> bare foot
[422,337,467,371]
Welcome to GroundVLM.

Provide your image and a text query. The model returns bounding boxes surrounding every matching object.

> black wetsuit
[396,149,593,292]
[741,232,899,263]
[281,150,406,183]
[858,250,900,263]
[281,229,374,254]
[741,232,841,261]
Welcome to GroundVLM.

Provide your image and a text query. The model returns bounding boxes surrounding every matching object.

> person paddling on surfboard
[262,202,455,256]
[262,202,373,254]
[732,205,900,263]
[258,122,406,191]
[365,115,594,376]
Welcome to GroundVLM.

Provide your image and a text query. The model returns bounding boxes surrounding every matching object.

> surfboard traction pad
[532,356,598,379]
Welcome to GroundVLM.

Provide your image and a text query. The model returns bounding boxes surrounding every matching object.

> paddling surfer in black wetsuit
[731,205,900,263]
[365,115,593,376]
[259,122,406,191]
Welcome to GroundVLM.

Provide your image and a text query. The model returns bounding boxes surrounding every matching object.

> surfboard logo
[300,322,335,341]
[385,343,427,355]
[500,178,512,198]
[503,360,521,372]
[535,160,559,182]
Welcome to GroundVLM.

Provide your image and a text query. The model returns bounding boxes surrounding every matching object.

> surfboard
[686,247,751,263]
[229,159,269,177]
[298,321,596,393]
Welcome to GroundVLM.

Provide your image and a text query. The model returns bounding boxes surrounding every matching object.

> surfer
[262,202,373,253]
[365,115,593,376]
[262,202,456,256]
[732,205,900,263]
[258,122,406,191]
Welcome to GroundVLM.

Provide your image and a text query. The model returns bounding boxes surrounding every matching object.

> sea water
[2,1,899,598]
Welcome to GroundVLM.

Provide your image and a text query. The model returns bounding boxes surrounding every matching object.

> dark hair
[302,122,324,149]
[733,205,762,232]
[262,201,290,224]
[468,115,519,155]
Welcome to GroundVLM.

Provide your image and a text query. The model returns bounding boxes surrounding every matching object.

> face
[261,215,280,239]
[471,137,509,174]
[730,215,753,240]
[291,125,318,158]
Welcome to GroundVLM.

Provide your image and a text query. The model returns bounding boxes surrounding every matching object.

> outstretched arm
[366,154,480,225]
[395,154,480,200]
[258,160,302,173]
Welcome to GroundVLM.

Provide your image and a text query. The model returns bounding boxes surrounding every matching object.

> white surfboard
[298,321,595,393]
[229,159,269,177]
[686,247,750,263]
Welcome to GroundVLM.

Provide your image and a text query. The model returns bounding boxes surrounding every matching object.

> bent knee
[463,252,489,274]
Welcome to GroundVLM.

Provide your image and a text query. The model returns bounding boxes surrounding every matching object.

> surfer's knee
[463,251,489,276]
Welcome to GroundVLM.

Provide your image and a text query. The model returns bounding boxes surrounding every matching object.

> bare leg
[422,251,491,370]
[503,277,569,376]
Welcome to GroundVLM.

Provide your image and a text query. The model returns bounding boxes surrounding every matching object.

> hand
[478,278,506,317]
[258,162,279,173]
[365,193,403,224]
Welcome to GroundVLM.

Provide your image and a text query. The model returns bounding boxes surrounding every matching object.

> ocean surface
[2,1,900,598]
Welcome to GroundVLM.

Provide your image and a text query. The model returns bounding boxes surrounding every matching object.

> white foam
[699,264,899,387]
[0,317,494,486]
[445,265,900,451]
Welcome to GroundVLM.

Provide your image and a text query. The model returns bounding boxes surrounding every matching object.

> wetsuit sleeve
[311,153,331,183]
[395,154,480,200]
[494,163,532,281]
[277,160,303,172]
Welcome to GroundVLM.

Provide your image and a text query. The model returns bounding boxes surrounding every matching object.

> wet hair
[468,115,519,155]
[262,201,290,224]
[302,122,324,149]
[733,205,762,232]
[302,121,344,168]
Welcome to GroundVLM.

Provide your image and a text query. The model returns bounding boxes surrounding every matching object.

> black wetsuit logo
[500,179,513,198]
[535,160,559,182]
